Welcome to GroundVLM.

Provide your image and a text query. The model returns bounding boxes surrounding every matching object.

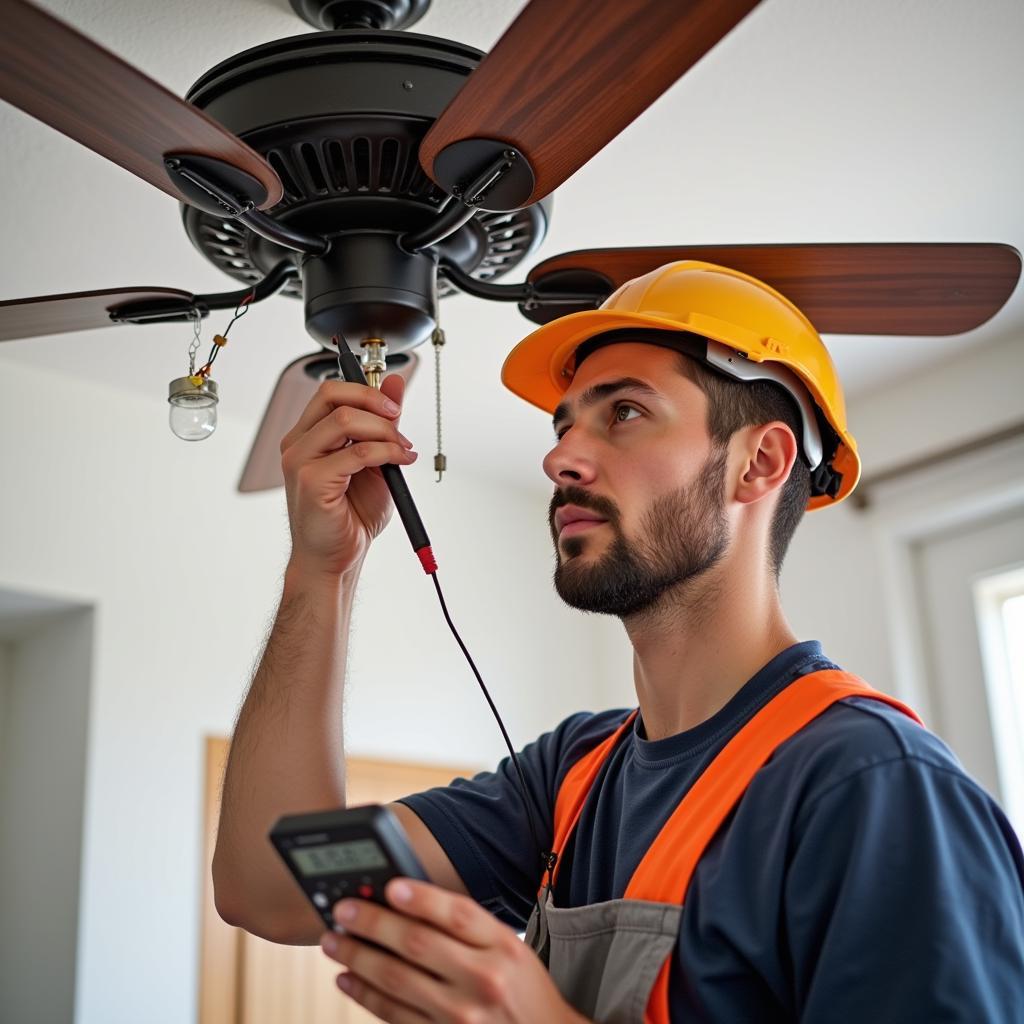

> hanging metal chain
[432,326,447,482]
[187,308,203,376]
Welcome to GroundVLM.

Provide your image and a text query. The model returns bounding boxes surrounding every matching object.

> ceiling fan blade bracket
[438,259,530,302]
[517,267,615,323]
[401,146,531,249]
[439,260,608,311]
[163,153,269,218]
[430,139,535,213]
[108,260,300,326]
[108,298,201,326]
[192,260,300,311]
[398,201,478,254]
[237,210,330,257]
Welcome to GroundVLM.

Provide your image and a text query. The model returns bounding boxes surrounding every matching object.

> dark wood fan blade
[239,352,420,494]
[523,243,1022,335]
[0,287,195,342]
[1,0,282,210]
[419,0,761,209]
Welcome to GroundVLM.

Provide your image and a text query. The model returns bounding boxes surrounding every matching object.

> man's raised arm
[211,373,463,945]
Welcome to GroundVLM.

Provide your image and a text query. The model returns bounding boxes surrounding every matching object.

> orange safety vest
[539,670,923,1024]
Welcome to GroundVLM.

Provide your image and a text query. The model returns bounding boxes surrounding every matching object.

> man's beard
[549,447,730,618]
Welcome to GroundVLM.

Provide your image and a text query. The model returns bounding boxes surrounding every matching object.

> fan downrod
[289,0,431,30]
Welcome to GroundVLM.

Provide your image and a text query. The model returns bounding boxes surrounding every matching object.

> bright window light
[974,567,1024,839]
[1003,594,1024,686]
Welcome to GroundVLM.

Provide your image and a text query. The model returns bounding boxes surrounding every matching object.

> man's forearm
[212,557,363,940]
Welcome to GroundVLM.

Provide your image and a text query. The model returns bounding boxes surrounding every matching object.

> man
[213,261,1024,1022]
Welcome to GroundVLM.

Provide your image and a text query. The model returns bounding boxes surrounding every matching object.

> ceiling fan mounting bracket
[289,0,431,31]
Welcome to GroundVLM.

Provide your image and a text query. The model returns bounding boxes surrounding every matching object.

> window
[974,566,1024,838]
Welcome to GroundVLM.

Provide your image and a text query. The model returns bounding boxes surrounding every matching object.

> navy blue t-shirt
[398,642,1024,1022]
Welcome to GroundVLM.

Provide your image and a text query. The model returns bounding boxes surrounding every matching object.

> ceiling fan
[0,0,1019,492]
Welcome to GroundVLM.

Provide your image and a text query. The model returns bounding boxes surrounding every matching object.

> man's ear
[733,422,799,507]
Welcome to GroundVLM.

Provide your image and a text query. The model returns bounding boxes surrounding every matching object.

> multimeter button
[357,884,374,899]
[313,892,329,908]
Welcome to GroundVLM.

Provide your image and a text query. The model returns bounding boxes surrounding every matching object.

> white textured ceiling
[1,0,1022,492]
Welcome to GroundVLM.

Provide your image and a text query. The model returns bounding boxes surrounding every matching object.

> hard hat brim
[501,308,860,510]
[502,308,710,413]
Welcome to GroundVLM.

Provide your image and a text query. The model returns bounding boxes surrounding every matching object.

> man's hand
[319,878,590,1023]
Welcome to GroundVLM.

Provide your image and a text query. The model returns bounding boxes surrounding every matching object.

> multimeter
[269,804,430,931]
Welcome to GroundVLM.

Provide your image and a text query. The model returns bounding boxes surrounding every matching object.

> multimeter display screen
[289,838,389,876]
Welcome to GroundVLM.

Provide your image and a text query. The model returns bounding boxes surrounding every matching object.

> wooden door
[198,736,478,1024]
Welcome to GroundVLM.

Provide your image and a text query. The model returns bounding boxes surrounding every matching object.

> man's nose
[543,432,599,487]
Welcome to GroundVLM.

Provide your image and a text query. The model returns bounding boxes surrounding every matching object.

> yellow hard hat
[501,260,859,510]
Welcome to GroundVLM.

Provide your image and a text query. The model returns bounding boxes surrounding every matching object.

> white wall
[0,356,621,1024]
[0,608,93,1024]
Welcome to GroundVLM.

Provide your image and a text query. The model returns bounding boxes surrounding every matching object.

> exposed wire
[195,290,254,379]
[428,569,554,917]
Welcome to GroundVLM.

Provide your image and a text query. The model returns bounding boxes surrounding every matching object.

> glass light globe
[168,377,219,441]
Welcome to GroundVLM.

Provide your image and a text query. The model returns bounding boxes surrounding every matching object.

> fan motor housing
[302,231,437,348]
[182,30,551,351]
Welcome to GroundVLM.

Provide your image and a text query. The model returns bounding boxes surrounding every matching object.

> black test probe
[333,334,437,574]
[331,334,557,904]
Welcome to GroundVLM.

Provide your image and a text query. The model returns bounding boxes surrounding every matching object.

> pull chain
[432,327,447,482]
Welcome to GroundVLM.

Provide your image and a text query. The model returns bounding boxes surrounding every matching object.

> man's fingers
[322,933,444,1021]
[296,443,419,492]
[335,970,431,1024]
[282,404,414,473]
[280,377,404,455]
[328,895,483,989]
[384,879,504,948]
[330,887,534,1011]
[379,372,406,407]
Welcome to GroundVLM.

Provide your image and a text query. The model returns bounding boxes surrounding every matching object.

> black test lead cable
[332,334,557,907]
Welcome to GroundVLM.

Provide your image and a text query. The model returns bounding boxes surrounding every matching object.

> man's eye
[554,403,640,441]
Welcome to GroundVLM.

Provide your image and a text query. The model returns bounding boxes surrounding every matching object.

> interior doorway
[0,588,94,1024]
